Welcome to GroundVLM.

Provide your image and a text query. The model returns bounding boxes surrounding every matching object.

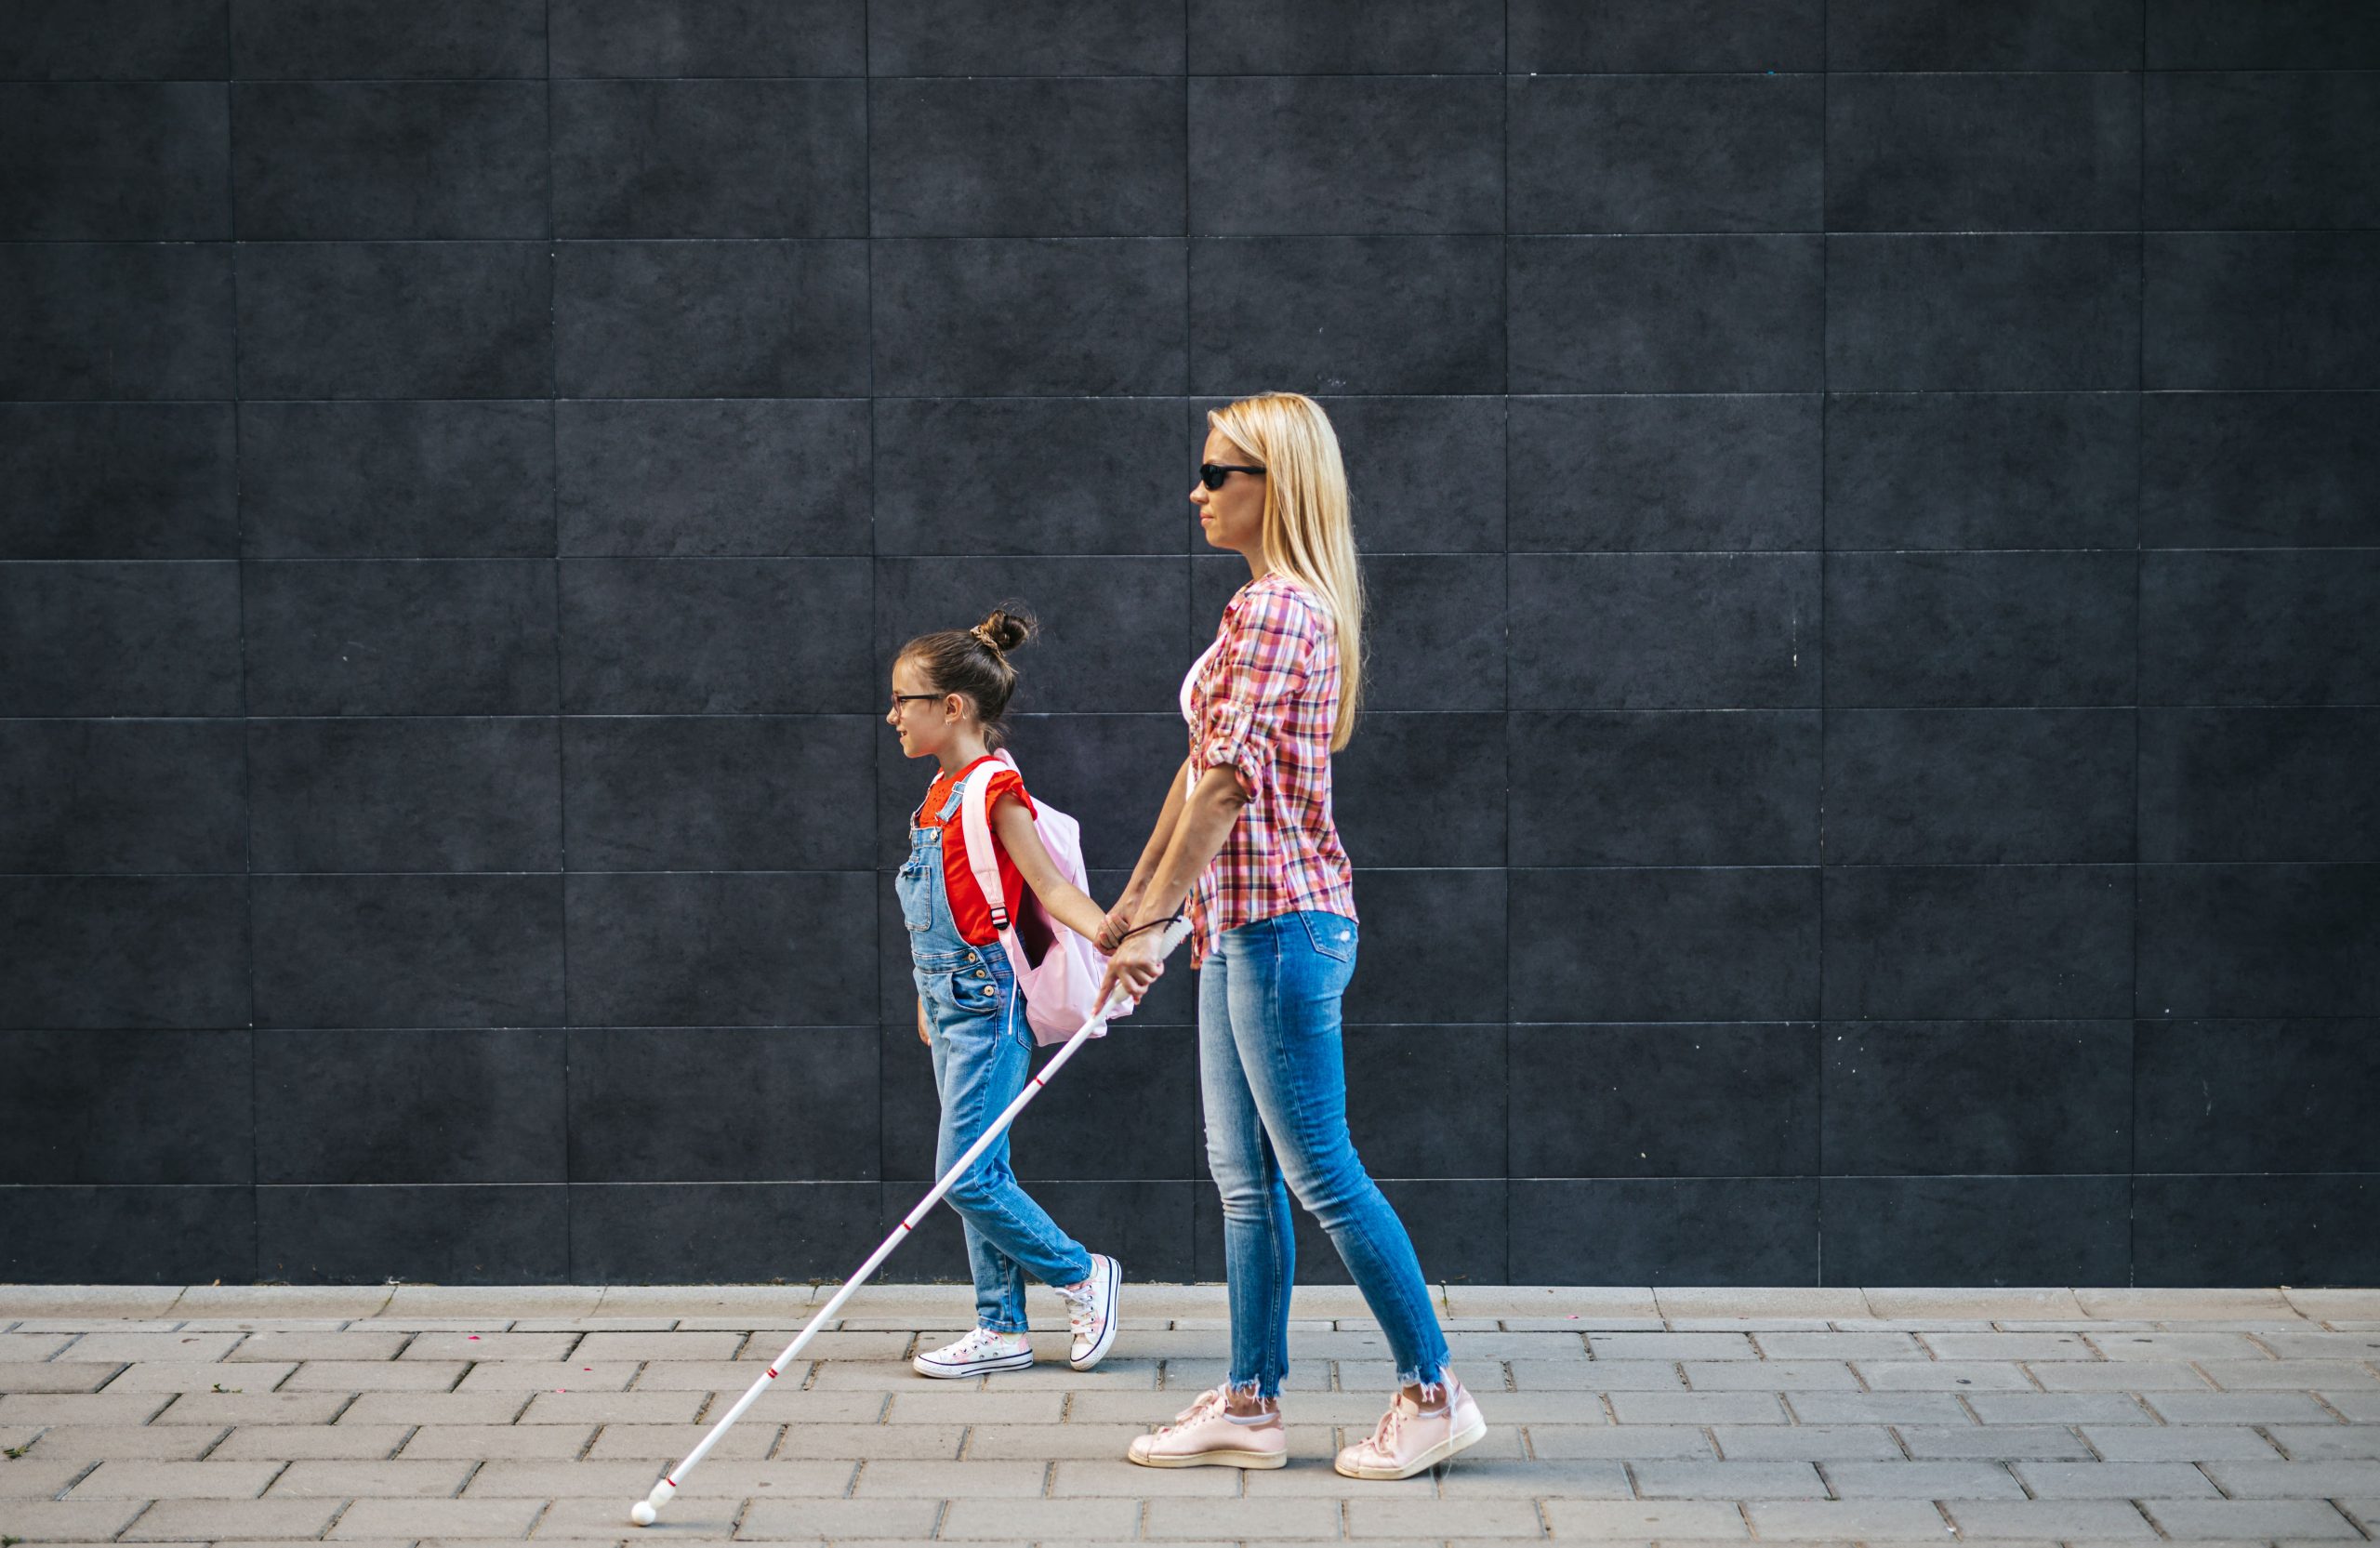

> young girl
[888,606,1122,1378]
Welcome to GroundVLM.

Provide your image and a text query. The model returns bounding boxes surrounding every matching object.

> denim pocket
[896,854,935,934]
[945,962,1001,1019]
[1301,910,1357,963]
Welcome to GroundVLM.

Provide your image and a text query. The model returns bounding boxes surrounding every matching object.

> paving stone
[339,1390,532,1425]
[1965,1392,2158,1424]
[1896,1424,2092,1461]
[734,1495,949,1539]
[1685,1359,1862,1391]
[0,1287,182,1318]
[0,1498,147,1540]
[516,1390,705,1425]
[935,1494,1148,1537]
[1242,1460,1430,1495]
[107,1359,297,1393]
[2326,1387,2380,1420]
[154,1390,354,1427]
[2200,1358,2380,1389]
[2344,1498,2380,1533]
[265,1458,476,1495]
[0,1457,94,1496]
[456,1360,638,1394]
[1607,1391,1788,1424]
[2147,1390,2338,1424]
[1633,1459,1826,1497]
[17,1424,224,1461]
[1865,1289,2086,1320]
[2142,1498,2362,1539]
[1920,1332,2095,1361]
[2012,1460,2221,1498]
[979,1357,1162,1391]
[2202,1458,2380,1497]
[2030,1360,2213,1391]
[1523,1424,1712,1460]
[180,1317,357,1332]
[1784,1392,1974,1425]
[62,1332,244,1363]
[0,1331,74,1359]
[225,1331,411,1363]
[850,1457,1046,1496]
[2089,1331,2266,1362]
[1049,1456,1243,1495]
[122,1497,343,1539]
[1345,1496,1546,1536]
[1857,1360,2037,1391]
[0,1392,170,1423]
[896,1390,1094,1425]
[1755,1331,1924,1359]
[2259,1330,2380,1359]
[399,1422,600,1460]
[1943,1498,2160,1538]
[1708,1423,1900,1461]
[67,1458,283,1497]
[596,1285,820,1316]
[582,1420,774,1461]
[1743,1499,1953,1539]
[741,1330,917,1362]
[382,1286,605,1318]
[775,1421,967,1459]
[403,1331,582,1361]
[1433,1456,1630,1496]
[2077,1423,2282,1462]
[173,1287,392,1318]
[2269,1422,2380,1460]
[1509,1358,1683,1390]
[456,1457,668,1495]
[1589,1332,1757,1360]
[1659,1288,1872,1319]
[284,1358,465,1391]
[569,1331,747,1362]
[1539,1499,1749,1537]
[1441,1286,1659,1319]
[1822,1460,2027,1498]
[509,1316,681,1331]
[2285,1290,2380,1320]
[210,1422,411,1459]
[0,1361,125,1393]
[332,1494,548,1537]
[2075,1289,2295,1320]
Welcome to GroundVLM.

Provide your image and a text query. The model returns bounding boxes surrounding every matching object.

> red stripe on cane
[766,1367,778,1379]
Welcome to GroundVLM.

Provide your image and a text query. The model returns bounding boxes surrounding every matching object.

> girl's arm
[1098,756,1195,950]
[988,793,1110,943]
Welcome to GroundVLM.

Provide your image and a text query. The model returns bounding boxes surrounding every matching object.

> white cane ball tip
[630,1501,658,1526]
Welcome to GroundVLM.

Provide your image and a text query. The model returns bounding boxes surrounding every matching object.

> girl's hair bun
[974,607,1037,655]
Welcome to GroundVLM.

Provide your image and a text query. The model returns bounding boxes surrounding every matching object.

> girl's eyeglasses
[1198,462,1265,490]
[889,693,941,711]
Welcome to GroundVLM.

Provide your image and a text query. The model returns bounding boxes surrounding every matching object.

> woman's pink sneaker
[1125,1387,1288,1469]
[1333,1372,1487,1479]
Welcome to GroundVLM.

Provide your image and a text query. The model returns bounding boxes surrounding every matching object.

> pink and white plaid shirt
[1180,573,1358,969]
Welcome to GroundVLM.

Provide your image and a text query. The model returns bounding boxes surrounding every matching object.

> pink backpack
[958,749,1129,1046]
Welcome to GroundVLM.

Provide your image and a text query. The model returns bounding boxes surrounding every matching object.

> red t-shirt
[916,756,1038,946]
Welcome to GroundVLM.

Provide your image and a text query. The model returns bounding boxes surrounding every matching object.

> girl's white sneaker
[1055,1252,1121,1371]
[912,1326,1034,1378]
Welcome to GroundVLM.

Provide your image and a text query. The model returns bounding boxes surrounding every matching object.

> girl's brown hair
[898,605,1038,750]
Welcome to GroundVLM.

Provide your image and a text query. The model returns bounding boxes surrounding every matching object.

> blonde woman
[1094,392,1487,1478]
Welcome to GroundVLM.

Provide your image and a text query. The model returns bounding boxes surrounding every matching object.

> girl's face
[887,655,962,760]
[1192,428,1266,559]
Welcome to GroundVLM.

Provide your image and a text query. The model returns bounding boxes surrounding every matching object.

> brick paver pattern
[1,1284,2375,1544]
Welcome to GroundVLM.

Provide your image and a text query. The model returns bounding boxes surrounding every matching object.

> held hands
[1093,924,1170,1016]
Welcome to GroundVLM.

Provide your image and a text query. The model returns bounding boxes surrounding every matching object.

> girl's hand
[1094,928,1167,1014]
[916,998,930,1046]
[1093,904,1132,955]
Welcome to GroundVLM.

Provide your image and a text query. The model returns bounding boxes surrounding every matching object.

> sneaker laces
[1360,1398,1412,1457]
[1155,1387,1228,1433]
[948,1327,1016,1357]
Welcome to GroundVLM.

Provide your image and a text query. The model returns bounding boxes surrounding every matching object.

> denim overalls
[899,768,1093,1333]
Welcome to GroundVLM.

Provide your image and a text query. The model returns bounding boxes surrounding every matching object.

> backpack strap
[957,750,1021,933]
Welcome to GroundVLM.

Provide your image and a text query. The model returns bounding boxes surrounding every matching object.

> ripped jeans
[1197,909,1452,1402]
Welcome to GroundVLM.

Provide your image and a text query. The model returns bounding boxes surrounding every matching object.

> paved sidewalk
[2,1284,2376,1545]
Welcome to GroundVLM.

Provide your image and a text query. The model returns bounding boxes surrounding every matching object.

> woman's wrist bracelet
[1117,910,1184,944]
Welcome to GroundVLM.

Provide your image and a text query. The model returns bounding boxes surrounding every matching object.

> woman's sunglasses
[1198,462,1265,490]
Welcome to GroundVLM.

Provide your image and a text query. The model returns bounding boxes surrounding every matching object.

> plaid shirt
[1182,574,1358,969]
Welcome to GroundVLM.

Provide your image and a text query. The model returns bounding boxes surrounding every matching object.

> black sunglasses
[1199,462,1266,490]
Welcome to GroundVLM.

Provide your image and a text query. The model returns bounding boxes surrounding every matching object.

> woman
[1094,391,1488,1479]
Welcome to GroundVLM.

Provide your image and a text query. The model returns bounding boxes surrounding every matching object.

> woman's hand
[1093,903,1132,955]
[916,997,930,1046]
[1094,928,1168,1015]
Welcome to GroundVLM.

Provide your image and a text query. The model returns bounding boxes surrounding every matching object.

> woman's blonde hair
[1207,391,1366,751]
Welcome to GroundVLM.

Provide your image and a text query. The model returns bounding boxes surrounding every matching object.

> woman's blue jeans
[1198,909,1452,1400]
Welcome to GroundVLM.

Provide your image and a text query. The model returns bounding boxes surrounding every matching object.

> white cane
[629,915,1192,1528]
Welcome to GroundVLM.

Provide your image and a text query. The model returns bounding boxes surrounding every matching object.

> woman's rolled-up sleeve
[1195,588,1317,801]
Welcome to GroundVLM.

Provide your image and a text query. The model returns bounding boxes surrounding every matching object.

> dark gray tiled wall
[4,0,2375,1287]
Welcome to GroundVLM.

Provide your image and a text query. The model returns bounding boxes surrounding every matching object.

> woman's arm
[988,794,1110,943]
[1097,756,1196,950]
[1093,764,1250,1006]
